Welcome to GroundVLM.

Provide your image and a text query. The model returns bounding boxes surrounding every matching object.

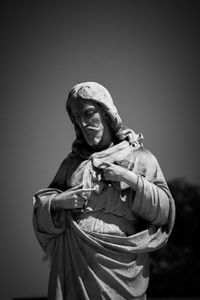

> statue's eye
[86,109,95,116]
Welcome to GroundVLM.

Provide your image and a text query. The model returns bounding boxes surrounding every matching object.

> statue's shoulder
[62,151,81,165]
[136,146,157,160]
[48,152,83,190]
[130,146,159,172]
[60,152,86,176]
[59,153,73,167]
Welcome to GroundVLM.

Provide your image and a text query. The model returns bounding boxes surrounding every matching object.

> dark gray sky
[1,1,200,299]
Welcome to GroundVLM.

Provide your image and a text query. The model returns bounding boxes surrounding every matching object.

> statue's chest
[69,159,102,188]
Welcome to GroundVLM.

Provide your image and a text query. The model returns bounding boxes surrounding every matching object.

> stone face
[66,81,122,131]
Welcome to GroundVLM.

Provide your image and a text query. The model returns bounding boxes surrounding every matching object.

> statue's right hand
[51,189,87,210]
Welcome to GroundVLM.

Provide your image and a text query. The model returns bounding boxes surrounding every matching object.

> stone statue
[33,82,175,300]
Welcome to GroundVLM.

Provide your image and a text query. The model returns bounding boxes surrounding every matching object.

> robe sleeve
[33,189,66,252]
[131,151,171,226]
[33,153,78,252]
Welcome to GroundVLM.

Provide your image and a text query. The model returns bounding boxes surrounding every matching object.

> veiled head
[66,82,122,131]
[66,81,142,155]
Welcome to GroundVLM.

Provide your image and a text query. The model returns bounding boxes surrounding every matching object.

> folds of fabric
[54,140,174,227]
[33,184,174,300]
[34,140,175,299]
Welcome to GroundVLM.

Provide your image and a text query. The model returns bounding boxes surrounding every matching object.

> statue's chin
[85,137,101,147]
[84,133,103,148]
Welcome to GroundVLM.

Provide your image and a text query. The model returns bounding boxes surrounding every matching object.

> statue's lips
[83,127,100,134]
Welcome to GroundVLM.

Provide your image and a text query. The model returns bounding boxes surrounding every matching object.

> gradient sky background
[1,1,200,299]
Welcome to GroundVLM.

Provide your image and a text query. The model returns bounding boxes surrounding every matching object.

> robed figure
[33,82,175,300]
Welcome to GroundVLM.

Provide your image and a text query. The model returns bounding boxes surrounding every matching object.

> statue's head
[66,82,122,150]
[66,81,142,154]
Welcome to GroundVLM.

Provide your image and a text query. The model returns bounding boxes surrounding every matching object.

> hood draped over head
[66,81,143,157]
[66,82,122,131]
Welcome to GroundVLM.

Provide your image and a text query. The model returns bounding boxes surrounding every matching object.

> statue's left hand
[98,162,127,182]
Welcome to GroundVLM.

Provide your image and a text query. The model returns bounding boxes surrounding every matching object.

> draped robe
[33,140,175,300]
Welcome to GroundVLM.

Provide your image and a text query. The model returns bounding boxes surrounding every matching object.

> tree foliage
[149,178,200,297]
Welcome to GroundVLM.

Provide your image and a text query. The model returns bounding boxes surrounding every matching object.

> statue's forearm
[121,169,139,191]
